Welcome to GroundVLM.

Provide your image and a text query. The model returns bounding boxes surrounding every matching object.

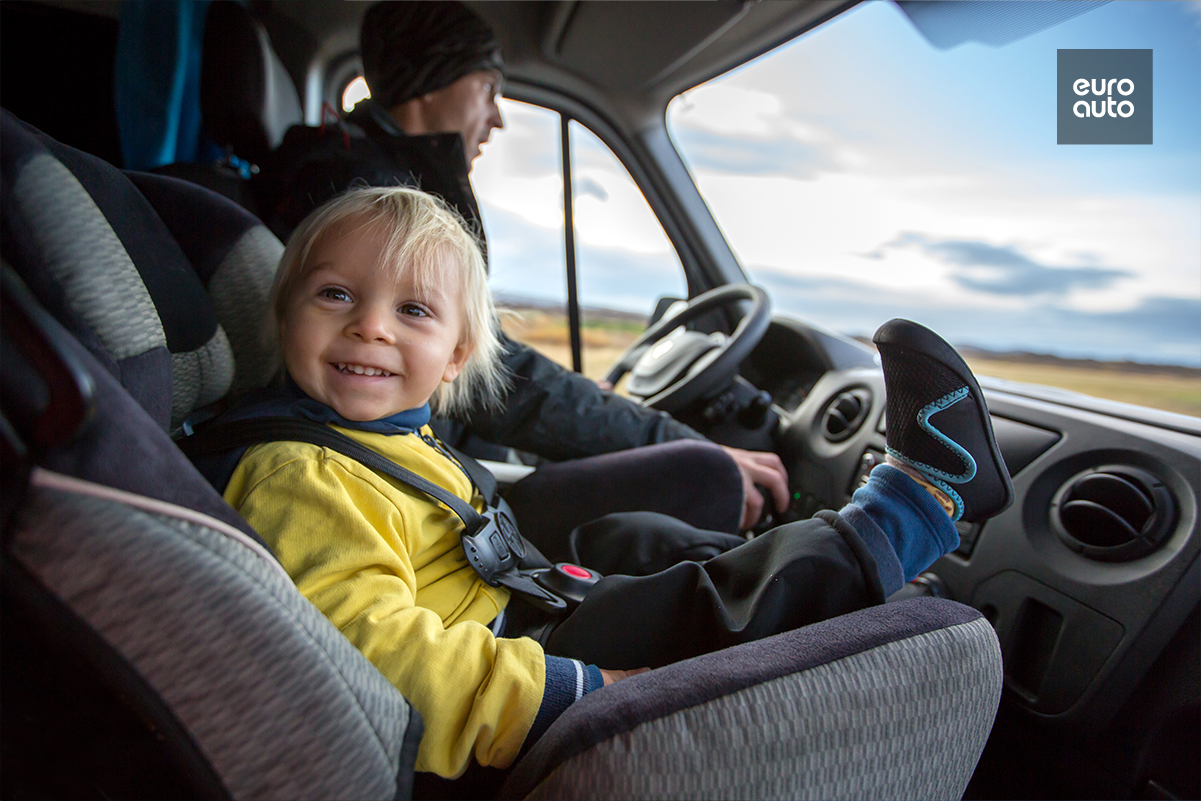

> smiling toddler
[213,185,1013,781]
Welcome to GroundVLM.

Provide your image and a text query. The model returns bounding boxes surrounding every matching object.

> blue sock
[839,464,960,595]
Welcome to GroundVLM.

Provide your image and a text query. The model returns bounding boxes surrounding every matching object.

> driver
[254,0,789,568]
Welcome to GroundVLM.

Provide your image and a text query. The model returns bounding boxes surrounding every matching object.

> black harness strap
[179,417,566,613]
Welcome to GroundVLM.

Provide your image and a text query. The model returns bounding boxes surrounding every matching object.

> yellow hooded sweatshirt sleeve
[224,425,546,778]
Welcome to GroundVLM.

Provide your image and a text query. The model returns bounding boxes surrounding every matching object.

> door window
[473,99,686,381]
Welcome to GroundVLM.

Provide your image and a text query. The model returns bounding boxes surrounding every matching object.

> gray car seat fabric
[127,170,283,398]
[1,109,280,432]
[11,476,418,801]
[504,599,1001,800]
[2,265,264,539]
[1,278,423,799]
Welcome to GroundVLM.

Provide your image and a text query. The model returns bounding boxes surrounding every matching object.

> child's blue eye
[320,287,351,302]
[400,303,429,318]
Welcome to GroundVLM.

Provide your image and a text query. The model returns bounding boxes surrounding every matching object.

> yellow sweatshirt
[223,424,546,778]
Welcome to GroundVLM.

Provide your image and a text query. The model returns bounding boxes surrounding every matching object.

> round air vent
[822,388,872,443]
[1052,465,1176,562]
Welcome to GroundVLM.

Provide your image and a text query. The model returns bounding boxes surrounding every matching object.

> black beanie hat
[361,1,505,109]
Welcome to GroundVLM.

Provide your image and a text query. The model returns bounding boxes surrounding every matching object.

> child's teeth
[337,363,390,377]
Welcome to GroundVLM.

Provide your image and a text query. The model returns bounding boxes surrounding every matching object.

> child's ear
[441,340,474,383]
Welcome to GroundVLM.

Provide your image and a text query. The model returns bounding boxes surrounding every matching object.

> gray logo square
[1058,49,1152,145]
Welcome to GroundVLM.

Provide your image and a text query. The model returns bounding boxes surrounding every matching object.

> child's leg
[506,441,745,567]
[838,464,959,594]
[543,320,1013,670]
[842,318,1014,593]
[565,508,745,576]
[544,511,885,669]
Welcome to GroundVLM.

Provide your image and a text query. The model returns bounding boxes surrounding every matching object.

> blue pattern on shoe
[885,386,977,521]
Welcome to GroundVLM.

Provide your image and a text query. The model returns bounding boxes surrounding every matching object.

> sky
[473,0,1201,366]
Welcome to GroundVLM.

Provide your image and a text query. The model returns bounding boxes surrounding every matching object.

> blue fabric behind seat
[115,0,219,171]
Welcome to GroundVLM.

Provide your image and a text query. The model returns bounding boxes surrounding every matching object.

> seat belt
[179,417,569,614]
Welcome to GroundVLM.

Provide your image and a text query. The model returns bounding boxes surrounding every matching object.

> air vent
[822,388,872,442]
[1052,466,1176,562]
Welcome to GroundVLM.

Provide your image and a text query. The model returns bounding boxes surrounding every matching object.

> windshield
[668,0,1200,416]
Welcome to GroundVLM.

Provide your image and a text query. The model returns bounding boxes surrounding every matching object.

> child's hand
[600,667,650,686]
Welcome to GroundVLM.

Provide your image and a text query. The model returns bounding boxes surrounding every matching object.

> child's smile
[281,220,471,421]
[334,363,395,377]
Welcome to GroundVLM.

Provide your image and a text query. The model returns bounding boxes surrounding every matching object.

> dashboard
[737,316,1200,736]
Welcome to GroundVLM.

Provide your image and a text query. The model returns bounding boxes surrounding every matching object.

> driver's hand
[720,446,790,531]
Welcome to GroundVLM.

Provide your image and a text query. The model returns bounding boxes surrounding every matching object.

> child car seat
[1,109,1004,800]
[1,109,419,800]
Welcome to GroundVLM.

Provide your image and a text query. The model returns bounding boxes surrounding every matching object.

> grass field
[961,356,1201,418]
[499,308,635,381]
[499,306,1201,419]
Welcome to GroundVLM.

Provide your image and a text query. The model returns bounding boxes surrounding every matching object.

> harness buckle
[461,507,523,587]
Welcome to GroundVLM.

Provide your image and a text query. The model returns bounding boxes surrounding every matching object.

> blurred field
[499,307,637,381]
[499,306,1201,418]
[962,356,1201,418]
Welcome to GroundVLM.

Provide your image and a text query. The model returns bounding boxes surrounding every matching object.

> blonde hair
[271,185,506,416]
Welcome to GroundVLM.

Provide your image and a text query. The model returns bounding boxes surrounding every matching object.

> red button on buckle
[560,564,592,579]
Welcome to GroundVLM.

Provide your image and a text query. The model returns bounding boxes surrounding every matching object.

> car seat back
[502,599,1002,800]
[201,0,304,169]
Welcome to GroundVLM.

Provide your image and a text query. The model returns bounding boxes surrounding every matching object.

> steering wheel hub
[604,284,771,413]
[627,330,725,398]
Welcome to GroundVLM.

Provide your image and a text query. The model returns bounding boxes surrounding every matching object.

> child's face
[281,221,471,421]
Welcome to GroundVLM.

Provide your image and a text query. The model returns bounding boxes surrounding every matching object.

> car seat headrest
[1,110,282,433]
[201,1,303,167]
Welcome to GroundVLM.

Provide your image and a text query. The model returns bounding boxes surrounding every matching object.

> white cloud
[571,168,676,255]
[1184,0,1201,27]
[474,171,564,230]
[475,99,678,255]
[693,150,1199,317]
[674,83,827,143]
[472,99,564,229]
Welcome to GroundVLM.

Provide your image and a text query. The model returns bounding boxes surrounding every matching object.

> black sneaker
[873,319,1013,522]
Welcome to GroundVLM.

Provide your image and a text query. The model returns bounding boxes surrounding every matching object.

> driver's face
[418,70,504,164]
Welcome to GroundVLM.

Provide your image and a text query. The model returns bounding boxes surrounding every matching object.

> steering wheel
[604,284,770,413]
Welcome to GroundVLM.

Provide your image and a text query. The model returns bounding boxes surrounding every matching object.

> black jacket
[254,101,706,461]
